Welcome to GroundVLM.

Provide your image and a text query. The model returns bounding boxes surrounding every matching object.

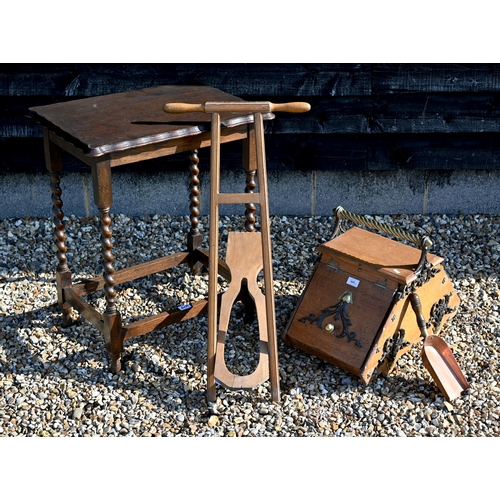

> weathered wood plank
[0,64,82,96]
[265,134,500,171]
[4,63,500,99]
[366,133,500,170]
[8,93,500,139]
[261,93,500,135]
[3,63,500,177]
[0,63,372,97]
[3,134,500,175]
[372,63,500,94]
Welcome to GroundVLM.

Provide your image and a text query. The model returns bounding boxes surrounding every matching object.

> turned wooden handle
[270,102,311,113]
[163,103,205,113]
[163,101,311,114]
[410,293,429,338]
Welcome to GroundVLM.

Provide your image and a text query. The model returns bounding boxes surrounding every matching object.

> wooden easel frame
[163,100,310,403]
[206,111,280,402]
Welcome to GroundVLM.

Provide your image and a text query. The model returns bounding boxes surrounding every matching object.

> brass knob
[324,323,335,333]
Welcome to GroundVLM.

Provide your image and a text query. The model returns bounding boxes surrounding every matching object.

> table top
[29,85,274,158]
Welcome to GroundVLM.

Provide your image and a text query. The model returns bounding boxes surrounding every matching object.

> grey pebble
[72,407,84,420]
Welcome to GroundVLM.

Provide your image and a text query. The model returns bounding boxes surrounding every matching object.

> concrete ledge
[1,169,499,219]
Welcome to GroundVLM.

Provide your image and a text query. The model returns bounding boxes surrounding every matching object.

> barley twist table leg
[243,125,258,233]
[244,169,257,232]
[99,207,117,315]
[188,150,201,239]
[188,150,203,274]
[50,172,74,327]
[92,161,123,373]
[98,206,123,373]
[50,173,68,272]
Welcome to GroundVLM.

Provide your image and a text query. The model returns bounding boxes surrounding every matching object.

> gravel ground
[0,211,499,439]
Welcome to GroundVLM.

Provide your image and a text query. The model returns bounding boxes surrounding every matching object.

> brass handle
[163,101,311,114]
[332,206,433,249]
[324,323,335,333]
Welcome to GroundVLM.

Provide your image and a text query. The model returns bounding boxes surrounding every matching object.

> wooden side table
[29,85,274,381]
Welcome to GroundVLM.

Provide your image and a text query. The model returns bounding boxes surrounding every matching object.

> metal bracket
[299,291,363,348]
[375,328,411,374]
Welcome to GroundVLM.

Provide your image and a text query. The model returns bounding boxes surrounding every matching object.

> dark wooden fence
[2,63,500,174]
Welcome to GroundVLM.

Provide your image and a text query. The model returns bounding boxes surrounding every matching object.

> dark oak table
[29,85,274,378]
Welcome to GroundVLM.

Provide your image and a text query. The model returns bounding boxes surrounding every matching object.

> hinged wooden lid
[317,227,443,285]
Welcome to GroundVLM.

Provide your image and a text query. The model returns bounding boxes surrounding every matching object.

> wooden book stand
[164,100,310,402]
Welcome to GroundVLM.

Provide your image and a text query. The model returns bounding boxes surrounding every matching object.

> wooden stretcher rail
[217,193,260,204]
[193,248,231,281]
[123,299,209,340]
[64,287,105,333]
[71,251,192,296]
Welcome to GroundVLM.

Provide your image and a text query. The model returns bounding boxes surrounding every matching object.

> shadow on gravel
[1,284,442,400]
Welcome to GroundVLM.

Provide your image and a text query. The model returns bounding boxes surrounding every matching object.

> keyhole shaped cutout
[214,232,270,390]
